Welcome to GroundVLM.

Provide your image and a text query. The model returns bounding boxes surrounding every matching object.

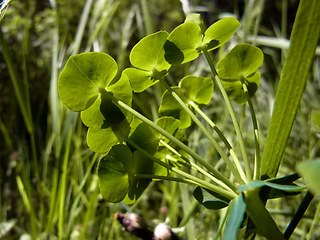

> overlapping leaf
[58,52,118,111]
[125,31,171,92]
[98,123,162,204]
[159,76,213,128]
[165,16,240,65]
[217,44,263,103]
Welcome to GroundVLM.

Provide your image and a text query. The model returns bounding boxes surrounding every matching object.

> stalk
[127,139,237,200]
[160,78,246,184]
[242,83,261,180]
[202,49,252,181]
[189,101,247,183]
[115,98,237,192]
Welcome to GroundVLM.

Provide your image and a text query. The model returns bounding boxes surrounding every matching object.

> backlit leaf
[58,52,117,111]
[203,17,240,51]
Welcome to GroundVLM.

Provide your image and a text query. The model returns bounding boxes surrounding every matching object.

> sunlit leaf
[222,72,260,104]
[203,17,240,51]
[123,68,155,93]
[159,87,191,129]
[130,31,171,72]
[179,75,213,105]
[165,22,202,65]
[58,52,118,111]
[217,44,263,103]
[87,127,119,153]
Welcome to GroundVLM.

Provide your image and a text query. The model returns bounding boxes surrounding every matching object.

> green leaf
[222,72,260,104]
[244,189,283,240]
[193,187,229,210]
[223,194,246,240]
[217,44,263,80]
[184,13,205,33]
[124,150,153,204]
[297,160,320,196]
[159,87,191,129]
[165,22,202,65]
[58,52,118,111]
[87,127,119,153]
[123,68,155,93]
[130,31,170,72]
[157,116,180,136]
[179,75,214,105]
[98,144,131,202]
[261,0,320,178]
[81,74,132,128]
[129,123,159,155]
[238,180,305,193]
[217,44,263,103]
[203,17,240,51]
[98,144,154,204]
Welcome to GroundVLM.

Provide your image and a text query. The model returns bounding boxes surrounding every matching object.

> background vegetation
[1,0,319,239]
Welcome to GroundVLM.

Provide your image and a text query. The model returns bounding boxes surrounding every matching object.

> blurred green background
[1,0,320,239]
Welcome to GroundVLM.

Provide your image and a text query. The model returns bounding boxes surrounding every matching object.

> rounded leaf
[98,144,132,202]
[179,75,214,105]
[129,123,159,155]
[58,52,118,111]
[87,127,119,153]
[217,44,263,80]
[222,72,260,104]
[123,68,156,93]
[203,17,240,51]
[165,22,202,65]
[159,88,191,129]
[130,31,171,72]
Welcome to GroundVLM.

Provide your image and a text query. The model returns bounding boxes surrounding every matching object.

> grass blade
[261,0,320,178]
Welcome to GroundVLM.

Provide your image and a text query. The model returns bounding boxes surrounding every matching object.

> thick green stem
[115,98,237,192]
[242,83,261,180]
[160,78,246,185]
[202,49,252,181]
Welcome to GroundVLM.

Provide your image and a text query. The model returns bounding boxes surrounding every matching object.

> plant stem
[242,83,261,180]
[189,101,247,183]
[127,139,237,200]
[202,49,252,182]
[160,78,246,185]
[115,98,237,192]
[160,139,232,191]
[284,191,314,239]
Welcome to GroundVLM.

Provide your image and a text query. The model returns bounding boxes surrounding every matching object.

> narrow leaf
[223,194,246,240]
[261,0,320,178]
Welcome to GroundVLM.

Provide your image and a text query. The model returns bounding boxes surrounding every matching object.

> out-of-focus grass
[0,0,319,239]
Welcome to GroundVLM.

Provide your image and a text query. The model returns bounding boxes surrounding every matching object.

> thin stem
[202,49,252,181]
[160,78,246,185]
[115,98,237,192]
[160,140,232,191]
[189,101,247,183]
[242,83,261,180]
[127,139,237,200]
